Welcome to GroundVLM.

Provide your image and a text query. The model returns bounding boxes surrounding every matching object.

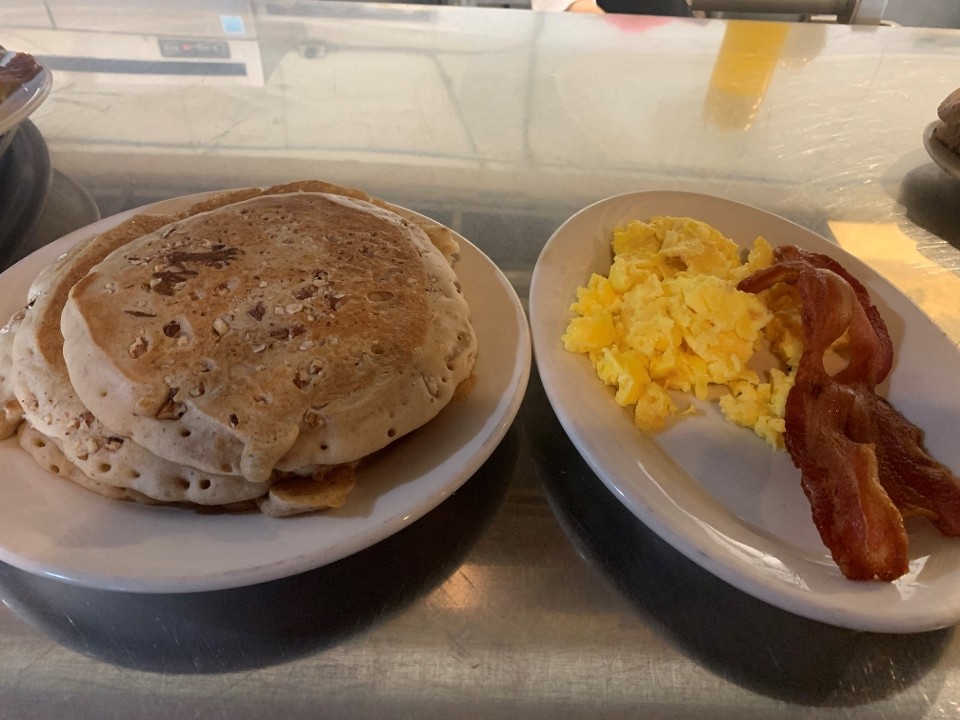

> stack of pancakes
[934,87,960,155]
[0,181,477,516]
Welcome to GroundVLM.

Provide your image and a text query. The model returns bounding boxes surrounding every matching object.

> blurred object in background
[703,20,790,131]
[690,0,888,24]
[531,0,693,13]
[689,0,960,27]
[597,0,693,15]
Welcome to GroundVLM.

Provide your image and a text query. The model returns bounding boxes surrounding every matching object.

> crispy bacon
[740,246,893,389]
[846,391,960,536]
[738,246,960,581]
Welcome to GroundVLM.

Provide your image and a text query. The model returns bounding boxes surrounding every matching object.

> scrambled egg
[562,216,801,449]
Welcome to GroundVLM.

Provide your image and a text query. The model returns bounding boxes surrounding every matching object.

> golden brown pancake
[0,308,26,439]
[1,181,476,515]
[61,191,477,484]
[11,212,273,505]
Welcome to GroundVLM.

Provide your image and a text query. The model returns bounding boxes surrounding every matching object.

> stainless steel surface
[2,2,960,717]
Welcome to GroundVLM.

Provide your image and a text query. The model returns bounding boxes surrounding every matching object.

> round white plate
[0,53,52,137]
[0,193,531,593]
[923,121,960,181]
[530,190,960,633]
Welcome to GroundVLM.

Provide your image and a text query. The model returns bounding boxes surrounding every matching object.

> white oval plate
[0,53,52,137]
[0,193,531,592]
[530,190,960,633]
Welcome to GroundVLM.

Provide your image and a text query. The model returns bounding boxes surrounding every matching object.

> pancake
[3,181,474,515]
[0,308,26,439]
[256,463,358,517]
[10,212,272,506]
[13,214,177,436]
[60,191,477,484]
[18,423,147,503]
[19,420,356,515]
[17,423,261,511]
[182,181,461,263]
[260,180,461,263]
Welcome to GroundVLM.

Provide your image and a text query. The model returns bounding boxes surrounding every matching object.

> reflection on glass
[704,21,790,132]
[828,220,960,343]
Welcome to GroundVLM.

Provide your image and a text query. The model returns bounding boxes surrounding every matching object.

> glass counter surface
[1,2,959,717]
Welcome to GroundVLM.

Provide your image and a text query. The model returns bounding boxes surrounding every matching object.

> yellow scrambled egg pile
[562,216,801,449]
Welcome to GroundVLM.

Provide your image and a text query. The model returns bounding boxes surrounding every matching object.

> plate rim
[0,190,531,593]
[529,189,960,633]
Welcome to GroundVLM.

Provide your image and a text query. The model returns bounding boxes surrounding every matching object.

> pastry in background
[0,49,42,103]
[933,87,960,154]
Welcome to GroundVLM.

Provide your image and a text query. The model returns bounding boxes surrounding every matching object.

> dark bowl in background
[0,119,53,271]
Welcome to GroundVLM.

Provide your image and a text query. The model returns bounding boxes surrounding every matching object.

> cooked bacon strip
[740,246,893,389]
[785,373,909,581]
[741,246,960,580]
[739,247,912,580]
[846,391,960,536]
